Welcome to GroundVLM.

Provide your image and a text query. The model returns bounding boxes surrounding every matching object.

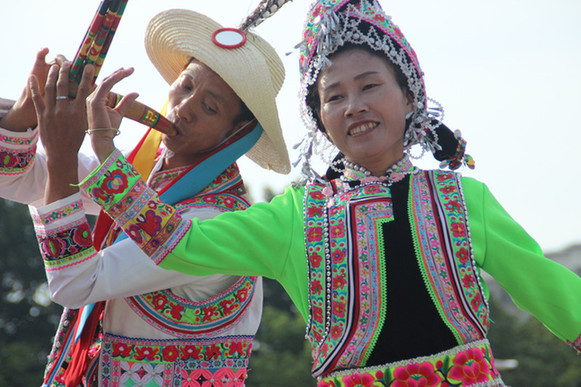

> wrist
[87,128,119,163]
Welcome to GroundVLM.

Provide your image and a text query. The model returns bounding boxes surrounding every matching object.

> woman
[40,0,581,385]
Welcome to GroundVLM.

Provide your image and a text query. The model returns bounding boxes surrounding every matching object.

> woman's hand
[29,61,95,204]
[86,67,138,163]
[0,48,67,131]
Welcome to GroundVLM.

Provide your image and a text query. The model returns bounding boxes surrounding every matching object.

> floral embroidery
[34,217,97,271]
[29,200,83,226]
[0,149,35,175]
[101,334,252,387]
[126,276,258,336]
[409,171,489,344]
[318,340,503,386]
[305,182,392,377]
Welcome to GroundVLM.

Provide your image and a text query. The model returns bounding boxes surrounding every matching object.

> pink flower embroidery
[112,342,131,358]
[72,223,92,248]
[136,210,163,236]
[170,303,184,320]
[310,252,323,268]
[308,227,324,242]
[308,206,323,217]
[151,294,168,311]
[449,348,491,384]
[311,280,323,295]
[133,346,158,361]
[313,306,324,323]
[236,287,249,302]
[451,222,466,238]
[331,248,346,264]
[332,274,347,290]
[220,298,237,315]
[456,247,469,264]
[203,305,219,322]
[205,344,222,360]
[393,362,442,386]
[332,301,346,318]
[162,345,179,362]
[330,325,343,340]
[102,169,128,194]
[342,372,376,387]
[329,222,345,239]
[180,345,202,360]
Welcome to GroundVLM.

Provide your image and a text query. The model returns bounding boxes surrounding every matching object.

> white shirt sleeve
[30,194,232,308]
[1,127,117,215]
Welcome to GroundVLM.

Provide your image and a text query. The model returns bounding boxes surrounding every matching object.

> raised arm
[463,177,581,352]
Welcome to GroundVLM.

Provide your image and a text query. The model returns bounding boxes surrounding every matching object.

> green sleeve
[462,176,581,351]
[166,185,311,320]
[80,150,311,321]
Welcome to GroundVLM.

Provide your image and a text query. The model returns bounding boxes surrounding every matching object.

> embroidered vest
[99,187,258,386]
[304,171,490,377]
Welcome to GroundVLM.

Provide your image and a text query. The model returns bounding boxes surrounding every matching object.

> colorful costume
[63,149,581,386]
[0,123,262,387]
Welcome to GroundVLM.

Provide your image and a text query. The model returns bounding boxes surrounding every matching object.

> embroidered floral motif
[318,340,503,387]
[34,218,97,271]
[102,334,252,387]
[0,149,35,175]
[305,182,392,377]
[126,277,258,336]
[0,131,37,146]
[409,171,488,344]
[30,200,83,225]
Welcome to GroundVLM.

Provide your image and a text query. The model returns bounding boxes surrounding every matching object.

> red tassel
[63,303,105,387]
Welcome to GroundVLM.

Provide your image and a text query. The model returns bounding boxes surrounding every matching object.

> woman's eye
[325,95,342,103]
[363,83,379,91]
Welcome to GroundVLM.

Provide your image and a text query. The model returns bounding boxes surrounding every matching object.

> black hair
[305,43,411,133]
[232,100,255,127]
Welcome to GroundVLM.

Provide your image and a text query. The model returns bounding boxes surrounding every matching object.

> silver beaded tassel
[240,0,294,31]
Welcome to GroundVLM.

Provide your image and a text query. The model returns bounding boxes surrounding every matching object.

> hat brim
[145,9,290,174]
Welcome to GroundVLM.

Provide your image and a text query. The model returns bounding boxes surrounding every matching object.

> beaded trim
[304,180,393,376]
[409,171,489,342]
[295,0,444,179]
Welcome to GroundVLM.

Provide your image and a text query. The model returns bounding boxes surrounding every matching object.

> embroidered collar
[342,155,417,186]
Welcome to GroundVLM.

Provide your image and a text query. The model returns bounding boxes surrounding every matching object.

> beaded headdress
[295,0,474,179]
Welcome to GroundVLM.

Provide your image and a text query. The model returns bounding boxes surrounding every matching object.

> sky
[1,0,580,252]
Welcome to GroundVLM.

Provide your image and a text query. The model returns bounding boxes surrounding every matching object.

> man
[1,8,289,386]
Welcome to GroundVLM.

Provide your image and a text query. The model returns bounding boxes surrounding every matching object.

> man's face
[163,60,243,168]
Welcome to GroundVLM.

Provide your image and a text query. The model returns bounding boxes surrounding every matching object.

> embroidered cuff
[30,196,96,271]
[0,127,39,175]
[568,334,581,353]
[81,148,188,265]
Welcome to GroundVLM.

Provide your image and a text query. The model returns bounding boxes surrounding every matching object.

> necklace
[341,154,417,186]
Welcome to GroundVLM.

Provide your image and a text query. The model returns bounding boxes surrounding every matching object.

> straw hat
[145,8,290,174]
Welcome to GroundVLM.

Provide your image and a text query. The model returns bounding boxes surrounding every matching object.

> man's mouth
[348,122,378,136]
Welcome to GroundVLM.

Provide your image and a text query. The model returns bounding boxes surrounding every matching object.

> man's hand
[0,48,67,131]
[29,61,95,204]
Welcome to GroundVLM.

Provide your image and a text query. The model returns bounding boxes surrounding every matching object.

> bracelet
[85,128,120,136]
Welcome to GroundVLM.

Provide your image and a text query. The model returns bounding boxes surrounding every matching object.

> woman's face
[163,60,245,168]
[317,48,413,174]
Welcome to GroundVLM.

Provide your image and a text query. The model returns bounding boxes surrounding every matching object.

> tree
[0,199,63,386]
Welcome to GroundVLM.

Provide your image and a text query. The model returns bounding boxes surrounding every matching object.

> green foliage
[0,199,63,386]
[488,298,581,387]
[247,279,315,386]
